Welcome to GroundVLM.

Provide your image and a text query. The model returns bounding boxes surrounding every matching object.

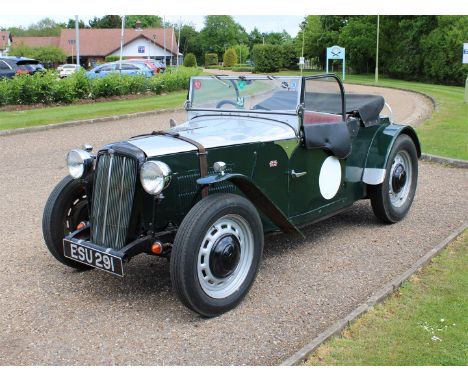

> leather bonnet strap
[152,130,209,198]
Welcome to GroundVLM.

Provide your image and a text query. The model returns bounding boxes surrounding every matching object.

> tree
[295,16,324,68]
[125,16,163,28]
[9,43,35,57]
[223,48,237,67]
[34,46,67,65]
[248,28,264,51]
[66,19,86,29]
[421,16,468,85]
[199,16,248,57]
[88,15,122,28]
[176,23,203,63]
[338,16,376,73]
[8,17,65,37]
[183,53,197,67]
[231,44,249,64]
[264,30,291,45]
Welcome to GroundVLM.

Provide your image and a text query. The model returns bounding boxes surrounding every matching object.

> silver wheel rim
[197,214,254,299]
[389,151,412,208]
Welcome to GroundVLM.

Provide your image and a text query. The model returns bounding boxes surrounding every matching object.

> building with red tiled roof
[11,27,181,66]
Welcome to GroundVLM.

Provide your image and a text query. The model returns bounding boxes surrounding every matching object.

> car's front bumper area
[63,225,154,276]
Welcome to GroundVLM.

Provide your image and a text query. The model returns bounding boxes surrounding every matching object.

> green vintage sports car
[42,74,420,317]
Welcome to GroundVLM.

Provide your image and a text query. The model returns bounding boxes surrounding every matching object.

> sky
[0,15,304,37]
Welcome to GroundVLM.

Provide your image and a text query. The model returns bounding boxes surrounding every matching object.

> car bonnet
[127,115,297,157]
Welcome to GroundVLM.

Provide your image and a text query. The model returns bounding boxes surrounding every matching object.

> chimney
[135,20,142,31]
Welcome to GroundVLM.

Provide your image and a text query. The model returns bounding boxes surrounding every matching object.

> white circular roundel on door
[319,156,342,200]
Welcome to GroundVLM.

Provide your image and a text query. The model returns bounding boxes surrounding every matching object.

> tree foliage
[7,17,64,37]
[9,43,66,65]
[231,44,249,63]
[199,16,248,58]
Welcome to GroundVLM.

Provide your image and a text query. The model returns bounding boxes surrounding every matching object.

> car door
[0,59,14,78]
[288,76,352,225]
[98,64,115,78]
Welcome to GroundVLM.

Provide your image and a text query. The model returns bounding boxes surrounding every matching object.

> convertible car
[42,74,420,317]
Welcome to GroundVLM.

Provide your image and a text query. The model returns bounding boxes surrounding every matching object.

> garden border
[279,222,468,366]
[0,107,183,137]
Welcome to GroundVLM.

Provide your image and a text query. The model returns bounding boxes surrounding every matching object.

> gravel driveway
[0,88,466,365]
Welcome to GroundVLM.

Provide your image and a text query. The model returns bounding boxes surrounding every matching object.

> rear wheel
[42,176,92,270]
[369,134,418,223]
[170,193,263,317]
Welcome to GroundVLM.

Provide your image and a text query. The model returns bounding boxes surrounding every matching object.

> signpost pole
[463,43,468,103]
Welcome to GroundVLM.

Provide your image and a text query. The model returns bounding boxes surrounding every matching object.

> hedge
[0,67,201,106]
[205,65,254,72]
[252,44,283,73]
[205,53,218,67]
[105,56,130,62]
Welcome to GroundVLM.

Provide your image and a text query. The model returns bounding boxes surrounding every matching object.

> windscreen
[190,77,301,112]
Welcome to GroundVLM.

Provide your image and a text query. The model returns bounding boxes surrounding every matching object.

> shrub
[252,44,283,73]
[223,48,237,67]
[205,53,218,67]
[183,53,197,67]
[0,67,201,106]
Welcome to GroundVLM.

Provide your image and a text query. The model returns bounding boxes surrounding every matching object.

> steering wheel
[216,99,238,108]
[252,104,270,111]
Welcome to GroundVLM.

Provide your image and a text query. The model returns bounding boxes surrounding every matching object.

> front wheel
[42,176,92,270]
[369,134,418,223]
[170,193,263,317]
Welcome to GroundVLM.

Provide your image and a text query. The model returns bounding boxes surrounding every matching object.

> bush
[281,43,299,70]
[183,53,197,67]
[205,53,218,67]
[0,67,201,106]
[223,48,237,67]
[252,44,283,73]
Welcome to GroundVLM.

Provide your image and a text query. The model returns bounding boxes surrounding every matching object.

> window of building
[138,46,145,53]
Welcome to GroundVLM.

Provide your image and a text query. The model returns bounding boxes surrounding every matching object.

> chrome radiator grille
[91,152,138,250]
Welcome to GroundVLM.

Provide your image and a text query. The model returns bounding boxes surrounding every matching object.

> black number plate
[63,239,124,276]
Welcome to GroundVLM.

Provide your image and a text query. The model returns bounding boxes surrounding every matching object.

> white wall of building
[109,37,175,59]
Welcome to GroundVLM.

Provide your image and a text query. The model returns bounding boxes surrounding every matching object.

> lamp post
[119,15,126,72]
[153,33,157,61]
[75,15,80,67]
[375,15,380,83]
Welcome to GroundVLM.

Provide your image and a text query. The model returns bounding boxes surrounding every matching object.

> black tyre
[42,176,92,270]
[170,193,263,317]
[369,134,418,223]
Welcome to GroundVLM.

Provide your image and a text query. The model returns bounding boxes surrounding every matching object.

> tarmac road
[0,87,466,365]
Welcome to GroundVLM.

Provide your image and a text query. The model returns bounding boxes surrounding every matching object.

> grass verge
[0,91,187,131]
[277,71,468,160]
[304,230,468,366]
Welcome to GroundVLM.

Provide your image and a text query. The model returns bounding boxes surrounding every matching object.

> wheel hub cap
[391,164,407,193]
[209,235,241,278]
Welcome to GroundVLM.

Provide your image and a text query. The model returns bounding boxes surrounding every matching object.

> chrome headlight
[66,149,93,179]
[140,161,172,195]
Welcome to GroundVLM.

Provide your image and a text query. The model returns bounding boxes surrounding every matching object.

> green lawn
[305,230,468,366]
[0,91,187,131]
[277,71,468,160]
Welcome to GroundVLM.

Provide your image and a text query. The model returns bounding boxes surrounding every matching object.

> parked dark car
[0,57,41,78]
[43,74,420,317]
